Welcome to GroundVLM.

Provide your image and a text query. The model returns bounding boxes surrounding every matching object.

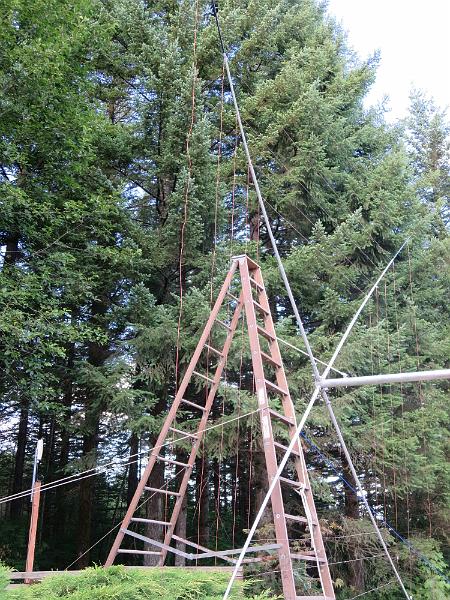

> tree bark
[343,461,365,591]
[9,399,29,519]
[143,394,168,565]
[174,449,188,566]
[76,301,109,567]
[143,459,165,565]
[195,456,209,547]
[127,432,139,507]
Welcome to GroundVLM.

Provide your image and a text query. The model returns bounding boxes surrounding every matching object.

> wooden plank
[9,565,243,582]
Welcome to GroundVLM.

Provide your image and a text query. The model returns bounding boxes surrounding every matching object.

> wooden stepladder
[105,255,335,600]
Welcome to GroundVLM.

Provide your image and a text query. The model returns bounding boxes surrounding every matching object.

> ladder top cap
[232,254,260,270]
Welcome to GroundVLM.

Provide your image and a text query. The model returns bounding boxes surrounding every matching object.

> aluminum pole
[321,368,450,389]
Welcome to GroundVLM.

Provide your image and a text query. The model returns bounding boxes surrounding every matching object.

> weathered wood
[9,565,243,583]
[25,481,41,584]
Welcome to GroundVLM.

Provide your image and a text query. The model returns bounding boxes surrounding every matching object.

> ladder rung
[297,596,333,599]
[193,370,215,384]
[285,514,308,524]
[204,344,223,357]
[245,256,260,271]
[145,486,181,496]
[279,476,304,488]
[118,549,161,556]
[265,379,289,397]
[256,325,275,341]
[156,456,192,468]
[268,409,294,426]
[181,398,207,411]
[273,441,301,457]
[169,426,198,439]
[253,299,269,315]
[261,351,281,368]
[216,319,231,331]
[291,553,325,563]
[226,291,240,302]
[249,276,263,291]
[131,518,171,525]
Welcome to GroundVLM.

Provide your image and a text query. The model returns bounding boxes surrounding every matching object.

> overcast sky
[326,0,450,121]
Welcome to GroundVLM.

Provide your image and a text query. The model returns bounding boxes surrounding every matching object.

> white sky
[326,0,450,121]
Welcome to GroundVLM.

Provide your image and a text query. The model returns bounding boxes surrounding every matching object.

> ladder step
[204,344,223,357]
[256,325,275,341]
[216,319,231,331]
[261,351,281,369]
[156,456,192,468]
[268,409,294,426]
[285,514,308,524]
[291,553,326,563]
[265,379,289,397]
[273,441,301,457]
[181,398,207,411]
[249,276,263,291]
[226,291,240,302]
[118,550,161,556]
[193,370,215,384]
[145,486,181,497]
[169,426,198,439]
[253,299,269,316]
[131,518,171,526]
[297,596,333,599]
[279,476,304,488]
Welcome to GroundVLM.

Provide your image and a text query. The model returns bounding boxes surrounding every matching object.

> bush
[2,566,256,600]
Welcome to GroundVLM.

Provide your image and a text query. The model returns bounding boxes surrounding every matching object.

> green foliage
[0,562,11,594]
[0,0,448,598]
[3,566,247,600]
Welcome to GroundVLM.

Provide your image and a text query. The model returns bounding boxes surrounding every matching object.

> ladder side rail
[158,294,244,564]
[253,265,335,598]
[238,258,297,600]
[105,260,239,567]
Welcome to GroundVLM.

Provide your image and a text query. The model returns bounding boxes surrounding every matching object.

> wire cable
[300,430,450,585]
[0,407,263,506]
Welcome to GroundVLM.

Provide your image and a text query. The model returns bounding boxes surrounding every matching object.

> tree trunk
[174,449,188,566]
[53,343,74,546]
[252,443,272,531]
[196,456,209,547]
[343,461,365,591]
[127,432,139,506]
[143,394,168,565]
[143,459,165,565]
[76,417,100,568]
[9,399,29,519]
[76,301,109,567]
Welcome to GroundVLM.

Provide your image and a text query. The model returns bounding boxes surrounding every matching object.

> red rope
[175,0,200,391]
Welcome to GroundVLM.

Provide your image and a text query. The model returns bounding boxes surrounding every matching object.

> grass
[0,564,273,600]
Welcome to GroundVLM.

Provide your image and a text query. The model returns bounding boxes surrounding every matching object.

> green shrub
[3,566,253,600]
[0,562,12,594]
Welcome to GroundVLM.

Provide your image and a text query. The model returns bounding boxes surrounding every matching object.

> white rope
[276,336,348,377]
[64,467,185,570]
[0,408,262,506]
[346,580,395,599]
[220,32,411,597]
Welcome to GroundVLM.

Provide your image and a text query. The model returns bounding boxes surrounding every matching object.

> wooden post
[25,480,41,583]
